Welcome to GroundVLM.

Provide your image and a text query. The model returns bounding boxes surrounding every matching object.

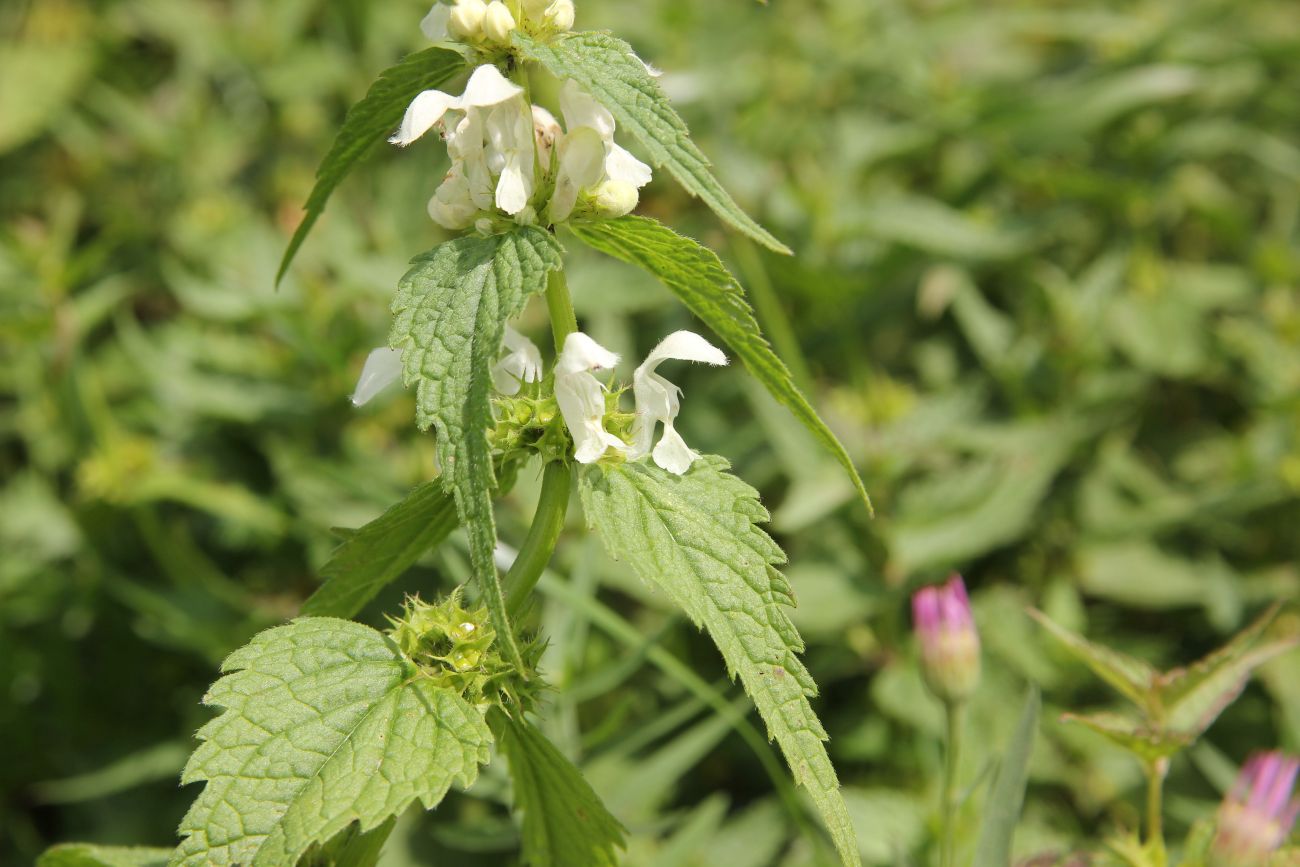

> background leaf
[493,711,626,867]
[277,46,467,283]
[973,687,1040,867]
[301,482,458,619]
[38,845,171,867]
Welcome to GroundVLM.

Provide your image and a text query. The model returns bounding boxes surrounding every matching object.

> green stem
[545,268,578,350]
[504,460,573,618]
[1145,757,1169,864]
[941,701,965,867]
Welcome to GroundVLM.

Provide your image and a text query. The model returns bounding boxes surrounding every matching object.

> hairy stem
[545,268,578,349]
[941,701,965,867]
[504,459,573,618]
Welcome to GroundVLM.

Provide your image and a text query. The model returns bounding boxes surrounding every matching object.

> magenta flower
[1210,751,1300,867]
[911,575,981,704]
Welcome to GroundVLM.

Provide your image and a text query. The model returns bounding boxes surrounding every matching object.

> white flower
[421,3,451,41]
[391,65,538,219]
[545,0,575,31]
[555,332,628,464]
[351,348,405,407]
[531,105,561,170]
[482,1,516,42]
[448,0,488,40]
[485,98,535,214]
[630,331,726,474]
[390,64,521,147]
[492,326,543,395]
[549,80,652,221]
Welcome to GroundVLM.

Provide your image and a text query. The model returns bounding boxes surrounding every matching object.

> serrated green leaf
[173,618,492,867]
[493,711,626,867]
[1060,712,1189,762]
[38,845,171,867]
[578,456,861,867]
[1156,605,1298,738]
[569,216,872,516]
[516,31,790,255]
[1028,608,1156,708]
[973,687,1040,867]
[277,46,467,284]
[302,482,458,619]
[391,227,564,673]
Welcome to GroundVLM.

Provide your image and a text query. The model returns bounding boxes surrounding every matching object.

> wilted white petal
[560,80,616,139]
[390,89,457,146]
[420,3,451,40]
[493,326,543,394]
[629,330,726,471]
[555,332,626,463]
[605,143,653,189]
[351,348,405,406]
[653,425,699,475]
[460,63,523,107]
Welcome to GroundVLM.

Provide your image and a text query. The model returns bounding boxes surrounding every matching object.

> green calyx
[387,591,543,711]
[492,384,570,463]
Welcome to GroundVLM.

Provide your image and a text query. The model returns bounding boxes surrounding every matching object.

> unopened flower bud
[448,0,487,40]
[545,0,575,31]
[590,179,639,218]
[911,575,981,704]
[482,1,516,42]
[1209,752,1300,867]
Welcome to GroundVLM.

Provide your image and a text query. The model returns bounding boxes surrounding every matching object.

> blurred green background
[2,0,1298,864]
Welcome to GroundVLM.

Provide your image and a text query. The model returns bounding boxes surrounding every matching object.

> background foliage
[2,0,1298,863]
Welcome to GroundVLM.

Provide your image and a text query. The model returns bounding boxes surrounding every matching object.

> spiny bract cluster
[388,591,543,710]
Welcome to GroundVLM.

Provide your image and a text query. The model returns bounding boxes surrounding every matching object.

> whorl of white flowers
[555,331,725,474]
[422,0,575,48]
[394,1,652,232]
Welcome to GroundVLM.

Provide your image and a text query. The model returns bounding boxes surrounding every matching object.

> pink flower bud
[1210,751,1300,867]
[911,575,981,704]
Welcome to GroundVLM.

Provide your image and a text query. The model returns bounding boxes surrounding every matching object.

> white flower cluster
[352,328,726,476]
[555,330,726,474]
[391,54,652,229]
[422,0,574,48]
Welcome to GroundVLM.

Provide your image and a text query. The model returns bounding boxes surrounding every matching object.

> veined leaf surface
[579,456,861,867]
[390,227,564,672]
[173,618,491,867]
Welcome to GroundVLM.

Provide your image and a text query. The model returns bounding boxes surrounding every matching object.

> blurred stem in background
[1145,757,1169,866]
[941,701,965,867]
